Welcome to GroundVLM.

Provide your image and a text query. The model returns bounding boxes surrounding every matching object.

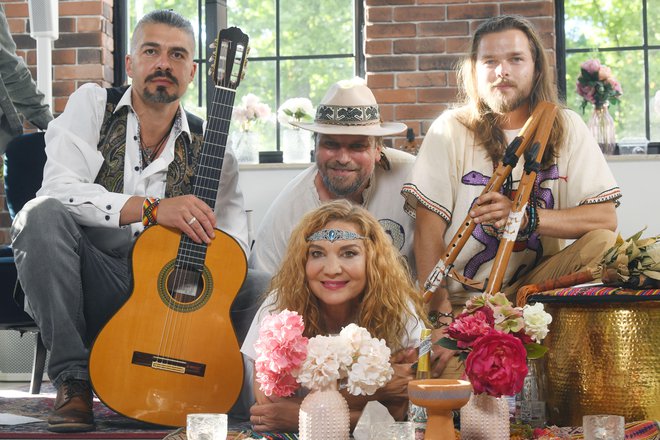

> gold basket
[540,300,660,426]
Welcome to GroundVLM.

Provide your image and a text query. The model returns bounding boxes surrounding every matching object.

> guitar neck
[192,86,236,209]
[176,86,237,270]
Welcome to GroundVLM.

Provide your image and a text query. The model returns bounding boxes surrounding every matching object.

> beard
[320,164,371,197]
[481,80,530,114]
[142,71,180,104]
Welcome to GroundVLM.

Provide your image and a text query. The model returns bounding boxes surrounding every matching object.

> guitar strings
[160,83,231,364]
[158,82,235,367]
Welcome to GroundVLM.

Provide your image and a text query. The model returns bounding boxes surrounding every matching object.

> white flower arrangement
[277,97,315,128]
[522,302,553,342]
[234,93,272,132]
[295,324,393,396]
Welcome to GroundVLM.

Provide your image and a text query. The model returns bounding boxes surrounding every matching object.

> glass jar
[515,358,548,428]
[588,103,616,156]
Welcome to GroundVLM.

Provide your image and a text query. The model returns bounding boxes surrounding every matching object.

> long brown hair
[269,200,426,351]
[456,15,566,166]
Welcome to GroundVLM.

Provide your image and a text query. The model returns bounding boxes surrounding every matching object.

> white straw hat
[291,77,407,136]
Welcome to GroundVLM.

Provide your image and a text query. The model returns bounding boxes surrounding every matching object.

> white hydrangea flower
[277,97,314,128]
[295,325,392,396]
[522,303,553,342]
[346,337,393,396]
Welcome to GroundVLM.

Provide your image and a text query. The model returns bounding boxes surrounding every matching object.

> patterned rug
[0,383,173,439]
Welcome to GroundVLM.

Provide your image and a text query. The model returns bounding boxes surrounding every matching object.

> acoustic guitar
[89,27,250,427]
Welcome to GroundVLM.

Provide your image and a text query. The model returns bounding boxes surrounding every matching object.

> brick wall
[1,0,113,244]
[0,0,556,244]
[365,0,557,149]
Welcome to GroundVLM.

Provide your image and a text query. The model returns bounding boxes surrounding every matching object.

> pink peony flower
[598,65,612,81]
[608,78,623,94]
[447,309,494,349]
[576,83,596,104]
[254,310,308,397]
[581,59,601,74]
[464,329,528,397]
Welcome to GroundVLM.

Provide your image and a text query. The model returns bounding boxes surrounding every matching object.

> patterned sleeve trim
[401,183,452,223]
[579,187,622,207]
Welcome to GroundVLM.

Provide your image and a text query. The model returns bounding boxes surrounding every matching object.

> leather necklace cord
[138,121,174,169]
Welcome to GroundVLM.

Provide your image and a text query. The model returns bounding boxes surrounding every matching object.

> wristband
[142,197,160,226]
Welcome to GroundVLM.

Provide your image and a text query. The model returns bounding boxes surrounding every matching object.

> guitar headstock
[210,27,249,90]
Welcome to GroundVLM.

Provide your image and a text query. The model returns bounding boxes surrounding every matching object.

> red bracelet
[141,197,160,226]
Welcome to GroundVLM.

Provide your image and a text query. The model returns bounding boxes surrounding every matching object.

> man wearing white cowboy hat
[249,77,416,276]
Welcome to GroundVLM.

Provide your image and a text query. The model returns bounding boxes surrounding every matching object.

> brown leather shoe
[47,379,95,432]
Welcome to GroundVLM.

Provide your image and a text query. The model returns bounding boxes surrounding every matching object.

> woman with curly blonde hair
[241,199,427,432]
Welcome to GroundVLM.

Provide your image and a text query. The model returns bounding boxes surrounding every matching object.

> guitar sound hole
[166,267,204,304]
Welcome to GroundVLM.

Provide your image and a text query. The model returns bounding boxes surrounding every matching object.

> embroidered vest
[94,86,204,198]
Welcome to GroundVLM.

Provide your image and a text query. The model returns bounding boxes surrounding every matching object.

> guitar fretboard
[176,86,237,271]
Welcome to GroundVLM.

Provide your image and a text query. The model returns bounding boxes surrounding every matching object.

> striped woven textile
[532,285,660,298]
[569,420,660,439]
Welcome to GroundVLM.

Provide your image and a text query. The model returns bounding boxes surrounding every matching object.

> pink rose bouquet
[254,309,308,397]
[576,59,623,112]
[234,93,272,132]
[439,292,552,397]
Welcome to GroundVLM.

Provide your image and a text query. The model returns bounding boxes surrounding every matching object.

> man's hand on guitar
[158,195,217,244]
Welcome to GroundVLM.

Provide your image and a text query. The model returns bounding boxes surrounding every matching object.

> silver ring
[187,216,197,225]
[258,416,262,425]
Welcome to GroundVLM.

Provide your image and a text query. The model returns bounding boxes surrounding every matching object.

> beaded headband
[306,229,366,243]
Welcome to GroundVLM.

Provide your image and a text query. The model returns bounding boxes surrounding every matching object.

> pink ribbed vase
[460,393,510,440]
[298,381,350,440]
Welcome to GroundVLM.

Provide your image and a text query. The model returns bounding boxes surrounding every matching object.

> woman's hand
[250,398,302,432]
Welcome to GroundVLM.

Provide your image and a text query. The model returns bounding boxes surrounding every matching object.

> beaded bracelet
[428,310,454,329]
[141,197,160,226]
[519,202,540,237]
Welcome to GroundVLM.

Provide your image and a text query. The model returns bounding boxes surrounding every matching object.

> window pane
[650,49,660,141]
[230,61,277,152]
[227,0,276,58]
[564,0,642,49]
[183,68,205,119]
[127,0,200,48]
[280,0,354,57]
[280,58,355,104]
[650,0,660,46]
[566,51,645,140]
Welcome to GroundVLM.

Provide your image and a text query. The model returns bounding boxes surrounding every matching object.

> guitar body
[89,224,247,427]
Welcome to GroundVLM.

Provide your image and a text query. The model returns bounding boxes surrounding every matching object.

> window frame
[555,0,660,149]
[113,0,365,152]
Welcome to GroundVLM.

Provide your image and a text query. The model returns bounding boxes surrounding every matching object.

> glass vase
[282,127,312,163]
[232,131,259,164]
[515,358,547,428]
[588,104,616,155]
[460,393,510,440]
[299,381,350,440]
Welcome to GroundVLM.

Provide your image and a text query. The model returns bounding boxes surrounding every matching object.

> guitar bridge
[132,351,206,377]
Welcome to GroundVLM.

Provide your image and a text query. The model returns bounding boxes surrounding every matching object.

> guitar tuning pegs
[209,40,217,49]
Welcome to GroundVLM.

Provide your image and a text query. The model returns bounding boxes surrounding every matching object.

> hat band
[315,104,380,126]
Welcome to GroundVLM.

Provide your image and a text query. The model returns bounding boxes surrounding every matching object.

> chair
[0,131,48,394]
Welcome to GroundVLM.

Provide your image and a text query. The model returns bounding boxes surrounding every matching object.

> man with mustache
[402,15,621,379]
[11,10,268,432]
[249,78,416,277]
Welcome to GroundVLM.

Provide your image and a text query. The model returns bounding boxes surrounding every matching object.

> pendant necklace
[138,124,171,170]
